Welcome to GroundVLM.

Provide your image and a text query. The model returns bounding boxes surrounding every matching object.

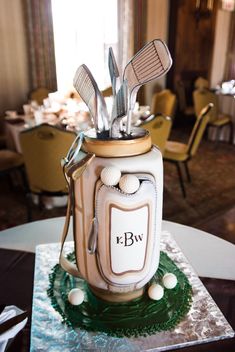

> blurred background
[0,0,235,245]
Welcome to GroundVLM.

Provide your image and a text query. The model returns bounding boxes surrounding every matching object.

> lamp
[221,0,235,11]
[194,0,214,24]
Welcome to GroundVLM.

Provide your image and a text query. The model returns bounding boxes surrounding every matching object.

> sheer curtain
[51,0,118,92]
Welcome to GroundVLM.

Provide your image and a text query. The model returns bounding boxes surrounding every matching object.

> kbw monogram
[116,232,144,247]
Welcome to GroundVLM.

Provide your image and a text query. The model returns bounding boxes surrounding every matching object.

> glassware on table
[34,110,44,125]
[5,110,17,118]
[23,104,32,116]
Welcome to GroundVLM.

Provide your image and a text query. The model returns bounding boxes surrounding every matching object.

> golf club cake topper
[50,39,192,336]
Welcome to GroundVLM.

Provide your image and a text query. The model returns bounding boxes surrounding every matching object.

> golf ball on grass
[68,288,84,305]
[148,283,164,301]
[162,273,177,289]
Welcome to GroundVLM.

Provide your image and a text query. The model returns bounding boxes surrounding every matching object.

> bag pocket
[92,173,157,292]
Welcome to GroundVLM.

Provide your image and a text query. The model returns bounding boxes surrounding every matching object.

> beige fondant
[89,285,144,302]
[82,131,152,157]
[71,145,163,294]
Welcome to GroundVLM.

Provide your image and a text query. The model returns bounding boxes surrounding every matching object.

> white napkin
[0,306,28,352]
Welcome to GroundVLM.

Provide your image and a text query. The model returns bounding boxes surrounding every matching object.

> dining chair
[140,115,172,153]
[0,135,6,149]
[0,117,7,148]
[194,77,209,90]
[193,88,234,143]
[19,124,76,221]
[0,149,26,194]
[29,87,50,105]
[163,103,213,197]
[151,89,177,120]
[101,86,113,97]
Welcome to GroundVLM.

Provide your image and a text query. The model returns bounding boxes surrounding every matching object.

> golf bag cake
[48,39,192,337]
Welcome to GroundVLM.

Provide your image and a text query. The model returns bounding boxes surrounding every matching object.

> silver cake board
[30,231,234,351]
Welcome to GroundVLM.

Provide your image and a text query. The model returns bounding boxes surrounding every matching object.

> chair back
[141,115,172,153]
[101,86,113,97]
[151,89,177,119]
[193,88,218,123]
[30,87,50,105]
[187,103,213,157]
[194,77,209,89]
[20,124,76,193]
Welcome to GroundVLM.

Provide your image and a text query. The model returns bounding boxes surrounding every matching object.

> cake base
[47,251,192,337]
[89,285,144,302]
[31,233,234,351]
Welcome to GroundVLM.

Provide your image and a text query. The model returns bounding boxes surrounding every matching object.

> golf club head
[123,39,172,95]
[110,81,127,138]
[73,64,109,133]
[123,39,172,134]
[108,47,120,97]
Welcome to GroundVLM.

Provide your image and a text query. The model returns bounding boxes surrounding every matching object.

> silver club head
[73,64,109,133]
[123,39,172,134]
[110,81,127,138]
[108,47,120,97]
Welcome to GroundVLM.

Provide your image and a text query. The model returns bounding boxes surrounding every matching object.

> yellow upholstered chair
[0,149,26,207]
[29,87,50,105]
[164,103,213,197]
[140,115,172,153]
[0,116,6,148]
[151,89,177,120]
[20,124,76,220]
[101,86,113,97]
[0,150,24,183]
[193,88,234,143]
[194,77,209,90]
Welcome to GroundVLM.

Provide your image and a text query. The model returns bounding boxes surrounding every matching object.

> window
[51,0,118,92]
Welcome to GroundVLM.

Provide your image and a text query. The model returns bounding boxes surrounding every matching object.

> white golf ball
[68,288,84,305]
[119,174,140,194]
[148,283,164,301]
[162,273,177,289]
[100,166,121,186]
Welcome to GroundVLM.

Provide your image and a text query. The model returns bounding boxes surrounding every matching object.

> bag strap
[59,172,83,277]
[59,133,86,278]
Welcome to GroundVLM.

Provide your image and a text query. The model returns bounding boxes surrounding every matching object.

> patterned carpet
[1,126,235,244]
[164,138,235,220]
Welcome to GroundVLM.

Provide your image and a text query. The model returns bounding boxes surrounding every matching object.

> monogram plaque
[110,205,149,274]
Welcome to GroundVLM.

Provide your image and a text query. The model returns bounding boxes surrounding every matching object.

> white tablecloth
[0,217,235,280]
[209,94,235,143]
[5,120,25,153]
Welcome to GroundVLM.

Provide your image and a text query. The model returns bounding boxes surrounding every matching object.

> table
[4,111,88,153]
[4,114,60,153]
[209,93,235,144]
[31,233,234,351]
[0,217,235,280]
[5,119,25,153]
[0,218,235,351]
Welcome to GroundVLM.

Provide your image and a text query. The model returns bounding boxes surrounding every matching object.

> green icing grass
[47,252,192,337]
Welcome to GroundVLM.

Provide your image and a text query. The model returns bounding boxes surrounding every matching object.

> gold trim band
[83,130,152,158]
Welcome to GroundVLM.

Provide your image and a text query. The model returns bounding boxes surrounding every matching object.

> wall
[167,0,218,104]
[0,0,30,116]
